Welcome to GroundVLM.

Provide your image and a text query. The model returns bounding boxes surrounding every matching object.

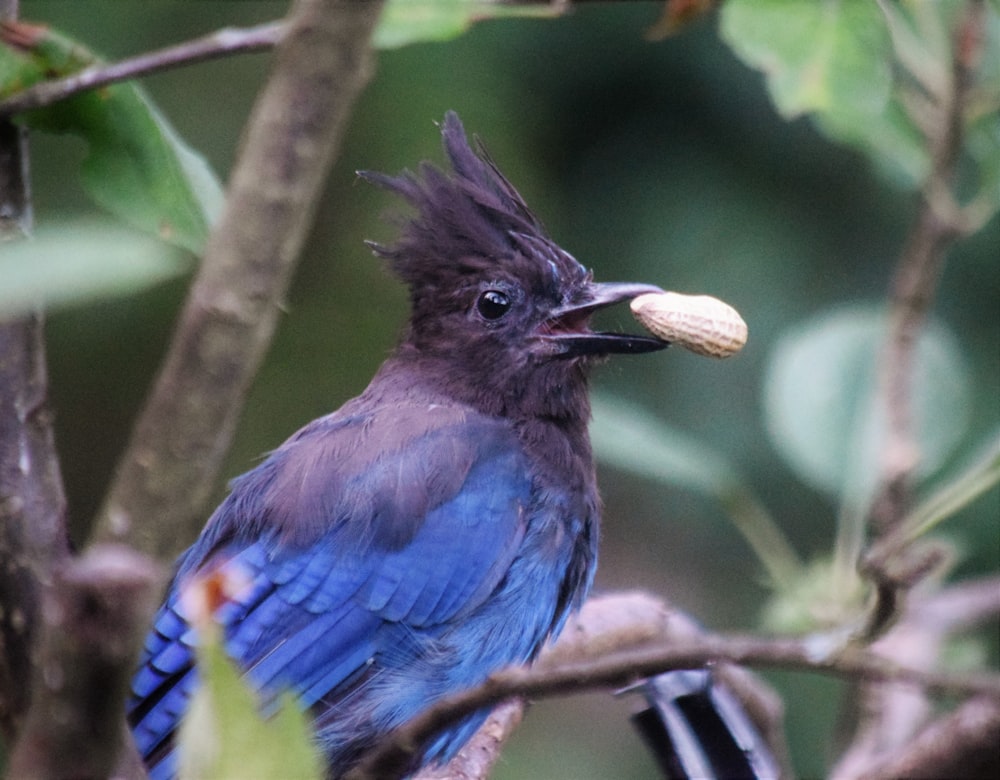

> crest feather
[359,112,584,296]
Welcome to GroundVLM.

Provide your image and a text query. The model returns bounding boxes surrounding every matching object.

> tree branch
[0,20,286,118]
[861,696,1000,780]
[412,699,526,780]
[5,546,164,780]
[837,8,994,773]
[0,0,71,745]
[839,8,994,773]
[867,0,984,546]
[831,572,1000,780]
[91,0,385,560]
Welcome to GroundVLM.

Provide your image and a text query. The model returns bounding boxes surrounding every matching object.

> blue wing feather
[127,402,557,775]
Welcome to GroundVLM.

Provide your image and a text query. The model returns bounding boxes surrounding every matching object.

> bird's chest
[524,476,597,554]
[519,416,598,545]
[480,485,596,661]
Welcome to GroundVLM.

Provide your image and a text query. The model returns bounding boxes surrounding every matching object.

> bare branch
[861,696,1000,780]
[0,309,70,742]
[0,20,286,118]
[844,12,996,771]
[91,0,385,560]
[412,699,526,780]
[833,577,1000,777]
[868,0,984,541]
[350,591,998,780]
[5,546,164,780]
[0,0,71,741]
[862,0,988,646]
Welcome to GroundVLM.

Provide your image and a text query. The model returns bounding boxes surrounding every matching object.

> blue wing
[128,402,538,776]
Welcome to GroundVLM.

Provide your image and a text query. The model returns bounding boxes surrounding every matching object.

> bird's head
[360,112,666,419]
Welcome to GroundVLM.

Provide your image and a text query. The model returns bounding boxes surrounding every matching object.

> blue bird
[127,111,668,778]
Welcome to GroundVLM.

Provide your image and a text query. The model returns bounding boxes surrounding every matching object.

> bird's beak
[538,282,670,357]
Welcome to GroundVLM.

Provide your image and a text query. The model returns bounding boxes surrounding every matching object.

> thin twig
[843,7,994,775]
[5,546,164,780]
[355,643,1000,779]
[833,6,997,778]
[864,0,986,633]
[0,20,286,117]
[91,0,385,560]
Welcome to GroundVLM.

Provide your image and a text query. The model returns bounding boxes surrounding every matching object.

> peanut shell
[630,292,747,358]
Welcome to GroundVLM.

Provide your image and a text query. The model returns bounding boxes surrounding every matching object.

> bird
[126,111,670,778]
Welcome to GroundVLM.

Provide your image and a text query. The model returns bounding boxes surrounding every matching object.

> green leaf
[374,0,563,49]
[720,0,932,187]
[966,109,1000,215]
[179,624,323,780]
[871,0,1000,196]
[762,305,971,504]
[720,0,892,119]
[0,22,223,252]
[177,571,323,780]
[721,1,1000,194]
[591,394,802,588]
[815,87,929,188]
[0,220,189,317]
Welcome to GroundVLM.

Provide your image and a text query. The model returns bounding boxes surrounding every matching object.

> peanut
[630,292,748,358]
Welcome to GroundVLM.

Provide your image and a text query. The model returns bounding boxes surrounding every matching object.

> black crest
[359,112,588,307]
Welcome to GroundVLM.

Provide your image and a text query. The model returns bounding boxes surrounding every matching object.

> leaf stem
[722,485,802,591]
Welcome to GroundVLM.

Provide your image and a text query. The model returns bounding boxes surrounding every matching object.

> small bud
[630,292,748,358]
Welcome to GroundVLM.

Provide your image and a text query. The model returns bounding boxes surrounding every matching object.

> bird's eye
[476,289,512,320]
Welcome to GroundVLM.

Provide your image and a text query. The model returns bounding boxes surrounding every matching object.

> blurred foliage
[903,427,1000,541]
[5,0,999,778]
[374,0,562,48]
[0,20,222,252]
[723,0,1000,199]
[591,394,801,591]
[763,306,969,501]
[0,219,189,317]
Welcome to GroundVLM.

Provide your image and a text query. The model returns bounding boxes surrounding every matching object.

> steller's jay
[128,111,672,778]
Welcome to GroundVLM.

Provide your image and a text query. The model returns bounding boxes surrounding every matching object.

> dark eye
[476,289,511,320]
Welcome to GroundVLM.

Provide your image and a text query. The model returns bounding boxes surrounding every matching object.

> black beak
[538,282,670,357]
